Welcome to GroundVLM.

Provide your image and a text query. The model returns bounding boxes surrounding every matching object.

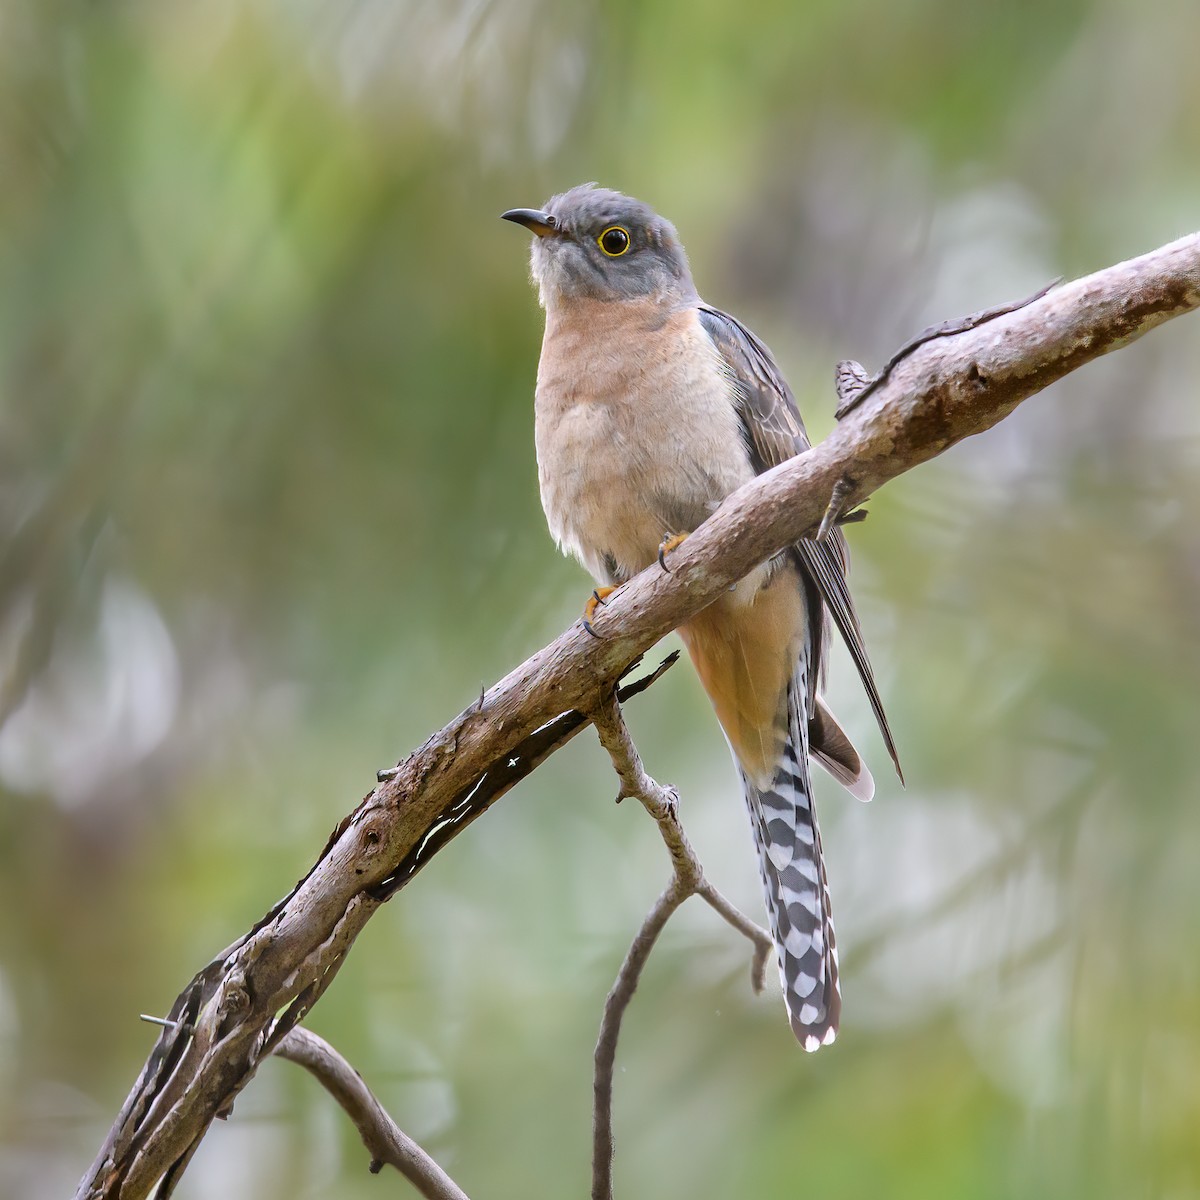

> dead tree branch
[274,1027,469,1200]
[76,231,1200,1199]
[590,690,772,1200]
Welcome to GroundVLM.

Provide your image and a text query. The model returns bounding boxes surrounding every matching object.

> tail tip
[793,1017,838,1052]
[847,768,875,803]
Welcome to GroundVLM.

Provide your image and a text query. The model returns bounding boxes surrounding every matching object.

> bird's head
[502,183,697,309]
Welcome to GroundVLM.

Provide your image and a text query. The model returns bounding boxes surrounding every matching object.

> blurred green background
[2,0,1198,1196]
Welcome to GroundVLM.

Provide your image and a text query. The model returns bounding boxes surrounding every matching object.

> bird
[502,184,900,1051]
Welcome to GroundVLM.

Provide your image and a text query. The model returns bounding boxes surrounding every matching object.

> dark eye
[598,225,631,257]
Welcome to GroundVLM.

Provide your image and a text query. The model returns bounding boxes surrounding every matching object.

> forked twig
[589,689,773,1200]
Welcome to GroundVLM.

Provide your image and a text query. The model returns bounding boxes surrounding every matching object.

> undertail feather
[741,672,840,1051]
[810,696,875,802]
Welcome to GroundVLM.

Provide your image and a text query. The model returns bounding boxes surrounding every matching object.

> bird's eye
[598,226,631,257]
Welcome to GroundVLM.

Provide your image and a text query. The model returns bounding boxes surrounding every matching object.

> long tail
[740,665,840,1051]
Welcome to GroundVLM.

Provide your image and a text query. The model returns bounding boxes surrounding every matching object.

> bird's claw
[657,532,688,572]
[583,586,617,638]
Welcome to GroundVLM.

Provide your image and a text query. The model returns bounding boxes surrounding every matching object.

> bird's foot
[656,532,688,572]
[583,586,618,638]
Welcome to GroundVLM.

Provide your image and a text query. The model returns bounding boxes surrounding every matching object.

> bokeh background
[2,1,1198,1196]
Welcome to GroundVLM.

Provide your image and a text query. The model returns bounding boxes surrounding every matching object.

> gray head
[502,184,697,309]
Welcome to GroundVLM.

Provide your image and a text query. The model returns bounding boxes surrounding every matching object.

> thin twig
[816,474,856,542]
[275,1027,469,1200]
[589,689,774,1200]
[695,883,773,994]
[591,881,688,1200]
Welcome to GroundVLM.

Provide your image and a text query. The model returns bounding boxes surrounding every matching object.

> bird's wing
[697,303,903,783]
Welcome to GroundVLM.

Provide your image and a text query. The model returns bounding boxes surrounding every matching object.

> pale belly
[534,310,757,586]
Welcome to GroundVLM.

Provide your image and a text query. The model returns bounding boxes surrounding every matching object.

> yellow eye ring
[598,225,631,257]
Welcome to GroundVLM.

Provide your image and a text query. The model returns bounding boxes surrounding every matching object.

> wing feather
[697,304,903,782]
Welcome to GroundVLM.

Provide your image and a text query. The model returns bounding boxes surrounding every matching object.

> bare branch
[832,276,1063,417]
[591,881,687,1200]
[76,231,1200,1199]
[589,690,773,1200]
[274,1027,469,1200]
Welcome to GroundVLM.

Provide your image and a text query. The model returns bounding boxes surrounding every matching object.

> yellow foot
[657,532,689,572]
[583,586,618,638]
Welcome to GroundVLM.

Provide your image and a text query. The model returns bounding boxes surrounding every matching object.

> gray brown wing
[697,304,903,782]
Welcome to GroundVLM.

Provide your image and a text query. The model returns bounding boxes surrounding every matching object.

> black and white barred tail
[740,668,840,1051]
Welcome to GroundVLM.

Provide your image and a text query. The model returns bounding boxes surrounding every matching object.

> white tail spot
[767,841,792,871]
[784,929,812,957]
[792,971,818,998]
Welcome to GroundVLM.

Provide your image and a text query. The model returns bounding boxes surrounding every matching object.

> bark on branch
[76,231,1200,1199]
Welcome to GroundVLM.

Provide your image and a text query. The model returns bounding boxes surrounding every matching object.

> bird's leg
[657,532,688,572]
[583,586,618,638]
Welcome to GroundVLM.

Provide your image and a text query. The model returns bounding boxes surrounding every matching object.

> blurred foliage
[1,0,1198,1197]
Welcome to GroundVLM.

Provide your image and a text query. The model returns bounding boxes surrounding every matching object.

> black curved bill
[501,208,559,237]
